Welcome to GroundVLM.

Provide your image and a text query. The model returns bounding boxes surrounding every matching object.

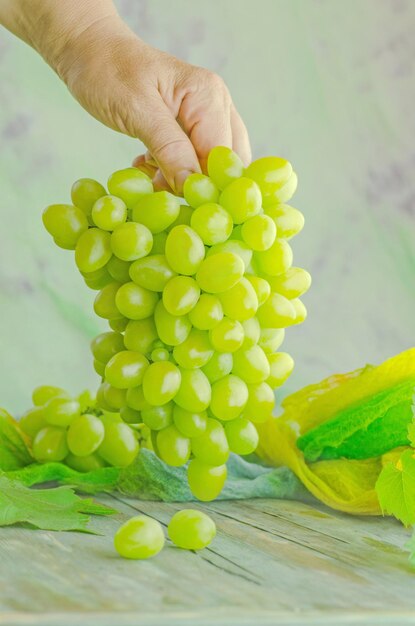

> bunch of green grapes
[19,385,147,470]
[42,146,310,501]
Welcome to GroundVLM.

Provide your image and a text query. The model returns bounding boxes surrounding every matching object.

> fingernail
[174,170,194,195]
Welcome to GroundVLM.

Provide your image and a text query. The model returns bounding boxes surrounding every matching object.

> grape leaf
[0,476,116,532]
[407,393,415,448]
[375,450,415,527]
[0,409,32,470]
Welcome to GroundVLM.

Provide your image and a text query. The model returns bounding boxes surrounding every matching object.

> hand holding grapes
[0,0,251,193]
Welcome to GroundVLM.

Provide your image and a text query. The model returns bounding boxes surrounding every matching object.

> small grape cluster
[42,146,310,501]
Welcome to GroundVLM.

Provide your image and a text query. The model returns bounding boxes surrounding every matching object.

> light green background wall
[0,0,414,414]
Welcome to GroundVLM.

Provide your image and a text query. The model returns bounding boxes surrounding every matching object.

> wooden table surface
[0,495,414,626]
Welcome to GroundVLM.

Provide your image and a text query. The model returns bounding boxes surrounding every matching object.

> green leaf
[0,475,117,532]
[6,462,120,493]
[375,450,415,527]
[407,394,415,448]
[0,409,33,470]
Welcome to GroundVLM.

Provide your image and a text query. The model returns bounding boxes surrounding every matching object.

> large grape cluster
[42,146,310,501]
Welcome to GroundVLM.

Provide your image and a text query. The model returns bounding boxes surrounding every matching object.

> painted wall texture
[0,0,414,414]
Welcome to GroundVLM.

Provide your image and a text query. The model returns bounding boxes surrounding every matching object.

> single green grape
[129,254,176,292]
[232,345,270,384]
[108,317,129,332]
[154,301,191,346]
[103,384,127,410]
[75,228,112,273]
[173,329,213,369]
[71,178,106,220]
[165,225,205,275]
[245,275,271,307]
[151,231,168,254]
[83,266,114,290]
[209,318,244,353]
[93,281,122,319]
[207,240,252,272]
[67,414,105,457]
[183,173,219,207]
[257,293,296,328]
[120,405,142,424]
[254,239,293,276]
[115,282,159,320]
[188,294,223,330]
[268,267,311,299]
[98,421,139,467]
[263,171,298,206]
[19,407,47,439]
[156,425,191,466]
[110,222,153,262]
[168,509,216,550]
[267,352,294,387]
[91,331,125,364]
[210,374,248,421]
[187,459,227,501]
[65,452,106,472]
[224,417,259,455]
[196,252,244,293]
[168,204,193,230]
[105,351,149,389]
[43,204,88,249]
[258,327,285,353]
[244,156,292,202]
[243,382,275,423]
[264,203,304,239]
[32,385,66,406]
[241,214,276,251]
[241,317,261,348]
[163,276,200,316]
[190,202,233,245]
[218,277,258,321]
[77,389,96,413]
[142,361,181,405]
[32,426,68,462]
[132,191,181,233]
[174,368,211,413]
[124,318,158,353]
[291,298,307,324]
[126,386,151,412]
[151,347,170,362]
[191,418,229,465]
[201,351,233,383]
[94,359,106,377]
[44,397,80,427]
[107,256,131,283]
[107,168,153,208]
[207,146,243,189]
[219,177,261,224]
[173,405,207,438]
[142,402,173,430]
[91,195,127,231]
[96,383,117,412]
[114,515,165,559]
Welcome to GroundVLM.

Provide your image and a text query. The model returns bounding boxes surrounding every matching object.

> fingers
[132,153,158,179]
[230,104,252,166]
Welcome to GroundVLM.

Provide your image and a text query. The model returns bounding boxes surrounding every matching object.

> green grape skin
[209,318,244,353]
[129,255,176,292]
[132,191,180,233]
[105,351,149,389]
[94,359,106,377]
[77,389,96,413]
[32,426,69,462]
[151,231,168,254]
[291,298,307,324]
[32,385,66,406]
[115,282,158,320]
[108,317,129,332]
[114,515,165,560]
[225,417,259,455]
[232,345,270,384]
[107,256,131,283]
[103,384,127,410]
[264,204,304,239]
[267,352,295,387]
[201,351,233,383]
[75,228,112,273]
[257,293,296,328]
[151,347,170,362]
[218,277,258,321]
[187,459,227,501]
[165,225,205,276]
[96,383,118,412]
[207,240,252,272]
[196,252,244,294]
[91,331,125,364]
[190,202,233,245]
[43,204,88,249]
[120,406,142,424]
[244,157,292,204]
[268,267,311,299]
[219,177,262,224]
[168,509,216,550]
[142,361,181,406]
[168,204,193,230]
[173,329,213,369]
[183,173,219,207]
[163,276,200,316]
[173,405,207,438]
[126,386,151,412]
[245,275,271,307]
[65,452,106,472]
[142,402,173,430]
[111,222,153,262]
[241,214,277,251]
[191,418,229,465]
[83,266,114,290]
[19,407,47,439]
[71,178,106,220]
[258,328,285,353]
[241,317,261,348]
[243,382,275,423]
[107,168,153,208]
[207,146,244,189]
[188,294,223,330]
[44,397,80,427]
[263,171,298,207]
[93,282,122,319]
[210,374,248,421]
[91,195,127,231]
[98,421,139,467]
[67,414,105,456]
[154,301,191,346]
[174,368,211,413]
[254,239,293,276]
[156,425,191,466]
[124,318,158,353]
